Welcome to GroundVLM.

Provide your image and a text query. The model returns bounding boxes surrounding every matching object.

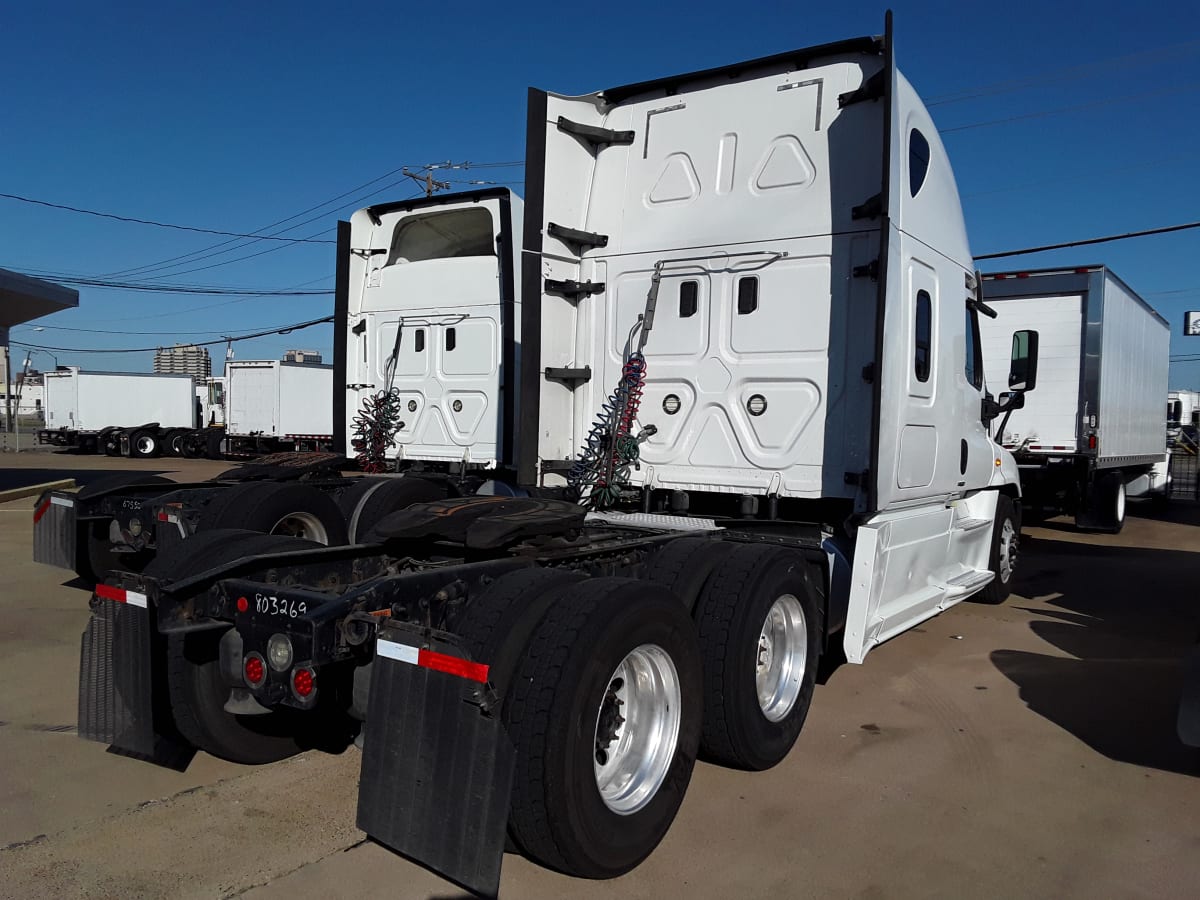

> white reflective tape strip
[124,591,148,608]
[376,639,420,665]
[51,496,74,507]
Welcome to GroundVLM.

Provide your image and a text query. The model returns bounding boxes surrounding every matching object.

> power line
[0,192,335,243]
[108,161,525,281]
[14,318,333,336]
[117,184,423,282]
[11,315,334,354]
[976,221,1200,261]
[2,268,332,296]
[940,82,1200,135]
[102,162,433,279]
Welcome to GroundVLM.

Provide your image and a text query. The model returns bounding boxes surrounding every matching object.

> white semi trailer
[38,367,199,456]
[980,266,1170,531]
[223,360,335,455]
[66,16,1037,895]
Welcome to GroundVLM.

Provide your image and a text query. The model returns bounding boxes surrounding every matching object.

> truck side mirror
[1009,329,1039,392]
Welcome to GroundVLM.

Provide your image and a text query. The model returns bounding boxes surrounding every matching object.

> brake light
[292,667,315,698]
[244,655,265,686]
[1088,434,1097,450]
[236,596,249,613]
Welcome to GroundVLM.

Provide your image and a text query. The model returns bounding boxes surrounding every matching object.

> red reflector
[293,667,315,697]
[1088,434,1097,449]
[95,583,124,602]
[33,499,51,524]
[1016,272,1029,278]
[157,511,169,522]
[418,649,490,683]
[236,596,249,613]
[244,655,265,686]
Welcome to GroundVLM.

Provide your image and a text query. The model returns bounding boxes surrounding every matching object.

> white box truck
[63,15,1040,894]
[980,266,1170,530]
[38,367,198,456]
[224,360,334,454]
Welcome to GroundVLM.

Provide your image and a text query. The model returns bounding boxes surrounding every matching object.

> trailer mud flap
[1178,644,1200,748]
[78,588,192,768]
[357,628,513,898]
[33,491,77,570]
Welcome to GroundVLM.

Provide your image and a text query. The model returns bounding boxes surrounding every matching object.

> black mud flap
[78,587,193,769]
[32,491,78,570]
[357,623,513,898]
[1179,644,1200,748]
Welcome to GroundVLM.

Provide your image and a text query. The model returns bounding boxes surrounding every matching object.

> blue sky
[2,1,1199,386]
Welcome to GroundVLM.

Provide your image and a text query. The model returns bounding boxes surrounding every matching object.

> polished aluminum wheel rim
[998,517,1017,583]
[756,594,807,723]
[135,435,156,455]
[270,512,329,544]
[593,643,681,816]
[1116,482,1126,523]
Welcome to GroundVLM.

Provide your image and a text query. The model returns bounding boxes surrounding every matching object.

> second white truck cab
[338,188,522,471]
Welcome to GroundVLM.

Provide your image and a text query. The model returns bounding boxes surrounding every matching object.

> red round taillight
[292,667,315,698]
[244,655,265,686]
[236,596,249,613]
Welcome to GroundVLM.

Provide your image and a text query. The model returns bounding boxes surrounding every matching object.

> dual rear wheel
[461,541,821,877]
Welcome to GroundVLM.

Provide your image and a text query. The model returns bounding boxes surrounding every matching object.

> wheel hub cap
[756,594,807,723]
[270,512,330,545]
[592,644,681,816]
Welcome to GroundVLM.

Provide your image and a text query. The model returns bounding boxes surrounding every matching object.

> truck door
[845,47,992,662]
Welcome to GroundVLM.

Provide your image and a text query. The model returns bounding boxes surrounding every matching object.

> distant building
[283,349,323,365]
[155,343,211,378]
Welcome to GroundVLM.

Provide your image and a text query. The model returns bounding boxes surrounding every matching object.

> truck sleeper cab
[343,188,522,472]
[74,16,1034,897]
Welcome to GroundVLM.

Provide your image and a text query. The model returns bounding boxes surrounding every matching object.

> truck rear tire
[149,531,328,764]
[164,428,190,457]
[100,428,122,457]
[643,536,734,611]
[199,482,349,546]
[350,477,450,543]
[129,428,161,459]
[693,544,822,770]
[505,577,702,878]
[1076,471,1126,534]
[452,567,586,703]
[975,494,1020,605]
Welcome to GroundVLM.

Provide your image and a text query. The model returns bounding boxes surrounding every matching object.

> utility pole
[401,163,453,197]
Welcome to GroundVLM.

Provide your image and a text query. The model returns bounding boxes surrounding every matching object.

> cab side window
[965,308,983,390]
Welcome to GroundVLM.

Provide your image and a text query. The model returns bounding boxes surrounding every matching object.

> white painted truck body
[980,268,1170,468]
[197,376,226,427]
[342,189,523,468]
[521,35,1020,662]
[226,361,332,439]
[42,368,196,431]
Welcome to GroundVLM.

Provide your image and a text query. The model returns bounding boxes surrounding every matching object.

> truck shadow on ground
[993,535,1200,776]
[0,466,167,493]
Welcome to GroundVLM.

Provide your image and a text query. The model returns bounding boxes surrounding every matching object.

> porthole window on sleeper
[909,128,930,197]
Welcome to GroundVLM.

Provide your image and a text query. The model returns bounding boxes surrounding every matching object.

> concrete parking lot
[1,452,1197,899]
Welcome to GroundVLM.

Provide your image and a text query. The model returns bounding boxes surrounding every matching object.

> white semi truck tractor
[71,15,1035,896]
[33,189,524,582]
